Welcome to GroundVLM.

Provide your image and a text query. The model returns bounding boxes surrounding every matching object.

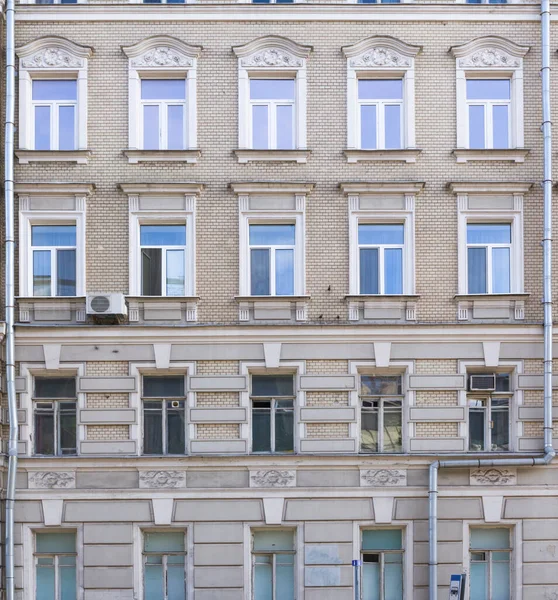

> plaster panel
[174,500,262,522]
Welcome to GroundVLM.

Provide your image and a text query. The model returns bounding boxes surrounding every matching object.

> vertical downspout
[4,0,17,592]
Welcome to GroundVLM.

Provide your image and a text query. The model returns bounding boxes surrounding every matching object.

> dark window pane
[360,248,379,294]
[252,410,271,452]
[495,374,511,392]
[35,411,55,455]
[59,402,77,455]
[361,410,378,452]
[167,406,185,454]
[251,249,270,296]
[383,407,402,453]
[361,376,401,396]
[469,408,485,451]
[143,406,163,454]
[252,375,294,397]
[468,247,487,294]
[142,248,162,296]
[140,225,186,246]
[144,376,184,397]
[33,250,51,296]
[57,249,76,296]
[275,408,294,452]
[35,377,76,398]
[492,401,509,451]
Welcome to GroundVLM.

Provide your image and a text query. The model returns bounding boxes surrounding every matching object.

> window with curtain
[33,377,76,456]
[31,224,77,297]
[249,224,296,296]
[466,0,507,3]
[143,531,186,600]
[362,529,404,600]
[467,223,511,294]
[358,224,404,295]
[470,528,511,600]
[252,530,295,600]
[250,79,295,150]
[140,224,187,296]
[32,80,77,150]
[466,79,511,149]
[251,375,295,453]
[141,79,187,149]
[358,79,404,149]
[142,376,186,455]
[35,531,76,600]
[360,375,403,453]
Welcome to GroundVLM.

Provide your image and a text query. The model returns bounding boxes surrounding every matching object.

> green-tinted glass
[144,531,185,553]
[36,532,75,554]
[362,529,402,551]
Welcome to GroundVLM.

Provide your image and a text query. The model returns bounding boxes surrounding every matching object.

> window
[470,529,511,600]
[250,79,295,150]
[466,0,507,4]
[143,0,185,3]
[360,375,403,453]
[31,225,76,297]
[252,0,294,4]
[143,531,186,600]
[250,224,295,296]
[33,377,76,456]
[358,0,401,3]
[141,80,187,150]
[35,0,78,3]
[142,376,186,455]
[358,224,404,294]
[467,224,511,294]
[251,375,294,453]
[468,373,511,451]
[362,529,404,600]
[32,80,77,151]
[140,224,187,296]
[252,530,295,600]
[358,80,403,149]
[467,79,510,149]
[35,532,76,600]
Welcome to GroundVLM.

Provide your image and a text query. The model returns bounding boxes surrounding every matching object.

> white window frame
[465,77,511,149]
[122,37,201,152]
[467,393,511,452]
[343,37,420,151]
[16,38,91,152]
[31,81,78,151]
[451,37,529,150]
[233,36,311,151]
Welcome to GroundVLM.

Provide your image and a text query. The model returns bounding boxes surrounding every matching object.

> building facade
[5,0,558,598]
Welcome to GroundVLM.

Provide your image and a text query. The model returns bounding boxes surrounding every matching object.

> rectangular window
[358,224,404,295]
[467,223,511,294]
[35,532,76,600]
[362,529,404,600]
[252,530,295,600]
[470,528,511,600]
[141,79,187,150]
[252,0,294,3]
[251,375,295,453]
[249,224,295,296]
[32,80,77,151]
[31,225,77,297]
[142,376,186,455]
[250,79,295,150]
[140,224,187,297]
[34,377,76,456]
[466,79,511,149]
[360,375,403,453]
[358,79,403,149]
[143,531,186,600]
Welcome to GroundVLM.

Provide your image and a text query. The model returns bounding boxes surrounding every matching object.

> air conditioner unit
[469,374,496,392]
[86,293,128,316]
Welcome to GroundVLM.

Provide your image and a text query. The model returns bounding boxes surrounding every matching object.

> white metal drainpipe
[428,1,555,597]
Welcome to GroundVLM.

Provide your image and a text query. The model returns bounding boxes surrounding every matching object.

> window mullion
[54,554,60,600]
[486,398,491,451]
[163,554,168,600]
[379,398,384,452]
[272,552,277,600]
[54,401,60,456]
[271,399,276,452]
[380,552,385,600]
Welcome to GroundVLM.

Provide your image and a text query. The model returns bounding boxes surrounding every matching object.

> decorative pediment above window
[122,36,202,69]
[16,36,93,70]
[342,36,421,69]
[450,36,529,69]
[233,36,312,69]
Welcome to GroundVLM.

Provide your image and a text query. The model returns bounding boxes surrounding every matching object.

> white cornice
[339,182,424,195]
[342,35,421,60]
[233,35,312,60]
[15,183,95,196]
[16,36,93,68]
[119,182,205,195]
[230,182,315,194]
[122,35,202,67]
[450,35,530,59]
[448,182,533,194]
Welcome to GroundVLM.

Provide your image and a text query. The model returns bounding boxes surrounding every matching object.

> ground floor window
[470,528,511,600]
[143,530,187,600]
[35,531,76,600]
[361,528,403,600]
[252,529,295,600]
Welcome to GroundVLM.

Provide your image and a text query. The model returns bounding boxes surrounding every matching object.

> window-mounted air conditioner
[86,293,127,316]
[469,374,496,392]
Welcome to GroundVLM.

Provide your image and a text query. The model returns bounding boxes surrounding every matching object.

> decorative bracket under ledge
[234,149,311,164]
[123,149,201,164]
[344,148,422,164]
[235,295,310,322]
[345,295,419,322]
[453,148,529,163]
[16,150,91,164]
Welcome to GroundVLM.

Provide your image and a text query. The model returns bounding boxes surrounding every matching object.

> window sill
[454,293,529,301]
[455,293,529,321]
[346,295,418,322]
[235,295,311,302]
[125,295,199,323]
[344,148,421,164]
[345,294,420,301]
[235,296,310,322]
[234,149,311,164]
[17,296,87,324]
[16,150,91,164]
[453,148,529,163]
[123,149,200,164]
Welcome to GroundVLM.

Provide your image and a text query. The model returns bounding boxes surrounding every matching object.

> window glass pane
[492,247,510,294]
[358,80,403,100]
[143,105,160,150]
[253,530,294,551]
[59,402,77,454]
[251,249,270,296]
[470,562,488,600]
[35,106,51,151]
[36,532,76,553]
[385,105,402,149]
[361,409,378,452]
[385,560,403,600]
[32,80,77,101]
[142,248,162,296]
[35,409,54,456]
[275,405,294,452]
[277,105,294,149]
[57,249,76,296]
[469,105,485,149]
[360,248,379,295]
[143,404,163,454]
[467,224,511,244]
[250,79,295,100]
[167,564,186,600]
[166,249,185,296]
[471,528,510,550]
[493,105,509,149]
[492,560,510,600]
[250,224,295,246]
[468,247,487,294]
[359,224,404,245]
[167,405,185,454]
[141,225,186,246]
[275,249,294,296]
[276,558,295,600]
[361,105,377,150]
[383,405,402,452]
[144,564,164,600]
[363,560,381,600]
[35,378,76,398]
[466,79,510,100]
[252,105,269,150]
[252,375,294,396]
[36,565,55,600]
[32,225,76,247]
[141,79,186,100]
[60,565,77,600]
[33,250,51,296]
[495,374,511,392]
[58,105,75,151]
[384,248,403,295]
[145,531,185,553]
[144,376,184,397]
[168,105,185,150]
[252,409,271,452]
[362,529,402,551]
[254,561,273,600]
[361,376,402,396]
[469,406,485,451]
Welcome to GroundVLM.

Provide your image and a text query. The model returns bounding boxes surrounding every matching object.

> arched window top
[122,36,202,69]
[450,36,529,69]
[343,36,421,69]
[233,36,312,69]
[16,36,93,70]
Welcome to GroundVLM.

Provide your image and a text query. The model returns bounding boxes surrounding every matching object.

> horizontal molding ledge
[300,407,357,423]
[409,407,465,422]
[79,409,136,425]
[189,376,247,392]
[408,375,465,390]
[189,408,247,423]
[299,375,356,391]
[78,377,136,393]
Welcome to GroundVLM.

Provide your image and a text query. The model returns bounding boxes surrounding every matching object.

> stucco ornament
[470,468,516,485]
[360,468,406,487]
[22,48,83,69]
[131,47,193,68]
[250,469,296,487]
[350,47,411,68]
[28,471,76,489]
[241,48,303,68]
[458,49,520,69]
[139,470,186,488]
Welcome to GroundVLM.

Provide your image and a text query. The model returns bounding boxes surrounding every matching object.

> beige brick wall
[87,425,129,440]
[86,392,128,409]
[523,421,558,437]
[196,392,239,408]
[415,391,459,407]
[306,423,349,438]
[86,361,129,376]
[306,360,349,375]
[196,424,240,439]
[414,360,458,375]
[196,361,239,376]
[415,422,459,438]
[306,391,349,407]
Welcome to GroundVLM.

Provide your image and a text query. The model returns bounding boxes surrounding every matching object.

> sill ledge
[124,149,200,164]
[126,295,199,302]
[454,293,529,301]
[235,149,310,164]
[453,148,529,163]
[16,150,91,164]
[345,294,420,301]
[235,295,310,302]
[344,148,421,164]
